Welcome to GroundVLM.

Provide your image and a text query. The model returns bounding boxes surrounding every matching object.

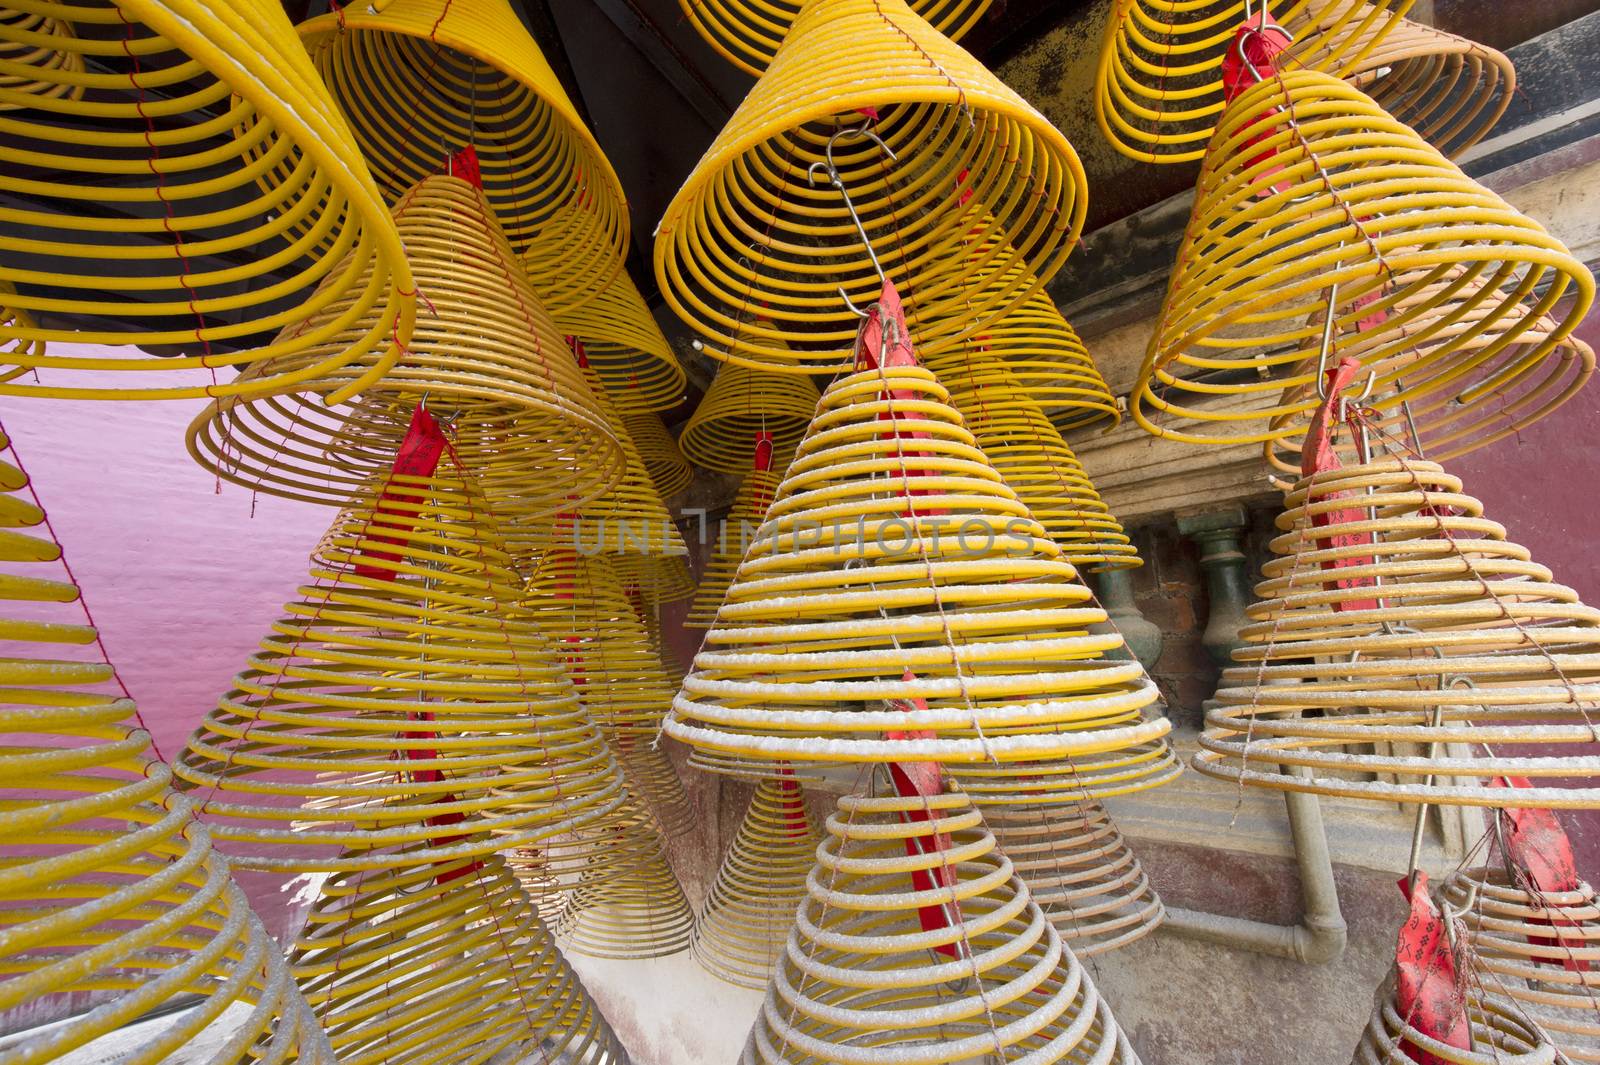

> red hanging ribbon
[855,280,941,516]
[355,403,448,581]
[398,710,481,885]
[885,703,962,959]
[1220,11,1293,194]
[776,766,809,840]
[1394,872,1470,1065]
[1492,777,1588,971]
[1301,356,1379,611]
[446,144,483,189]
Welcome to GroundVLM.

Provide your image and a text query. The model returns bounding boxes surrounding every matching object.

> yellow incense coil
[0,7,81,105]
[174,476,630,872]
[949,733,1180,804]
[693,776,820,990]
[677,0,993,77]
[665,363,1169,767]
[655,0,1087,374]
[523,550,679,738]
[0,290,43,384]
[743,787,1140,1064]
[506,786,679,906]
[939,375,1141,571]
[1263,294,1597,471]
[1133,71,1594,449]
[984,802,1164,956]
[292,847,626,1065]
[1296,2,1514,160]
[1351,975,1557,1065]
[678,360,819,474]
[686,463,787,629]
[0,0,417,400]
[622,411,694,498]
[510,362,688,558]
[187,174,624,514]
[924,289,1120,435]
[1096,0,1509,164]
[610,552,697,608]
[298,0,627,313]
[555,808,696,960]
[1196,456,1600,808]
[555,274,686,414]
[1439,868,1600,1062]
[0,436,334,1064]
[617,739,696,838]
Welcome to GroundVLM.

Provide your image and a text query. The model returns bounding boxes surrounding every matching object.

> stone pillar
[1092,566,1162,673]
[1177,507,1252,670]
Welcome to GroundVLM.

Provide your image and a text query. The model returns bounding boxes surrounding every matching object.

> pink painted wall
[1449,311,1600,606]
[0,355,334,936]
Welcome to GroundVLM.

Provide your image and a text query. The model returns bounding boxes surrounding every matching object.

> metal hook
[1233,3,1294,85]
[807,122,900,318]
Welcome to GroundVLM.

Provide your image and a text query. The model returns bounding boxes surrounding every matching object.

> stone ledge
[1106,729,1479,879]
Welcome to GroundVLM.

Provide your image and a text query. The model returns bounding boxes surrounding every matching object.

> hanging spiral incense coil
[678,360,819,474]
[1350,976,1557,1065]
[665,363,1170,769]
[1096,0,1511,164]
[1263,295,1596,471]
[555,809,695,960]
[1133,70,1594,450]
[298,0,626,314]
[623,411,694,499]
[985,802,1164,956]
[678,0,993,77]
[293,847,626,1065]
[175,476,630,872]
[655,0,1087,375]
[925,289,1121,435]
[686,463,788,629]
[0,290,42,384]
[611,553,697,608]
[0,7,80,106]
[0,0,417,400]
[1291,1,1514,160]
[612,554,697,608]
[617,740,696,838]
[1,785,337,1065]
[505,787,677,907]
[187,174,624,513]
[693,777,820,990]
[1439,868,1600,1062]
[555,275,686,414]
[939,376,1141,571]
[0,434,335,1064]
[1195,456,1600,808]
[742,787,1140,1064]
[510,362,688,559]
[522,551,680,740]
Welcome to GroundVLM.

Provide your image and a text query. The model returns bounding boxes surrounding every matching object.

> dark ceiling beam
[509,0,598,128]
[587,0,734,129]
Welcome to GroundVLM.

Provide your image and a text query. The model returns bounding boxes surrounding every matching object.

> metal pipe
[1159,788,1348,964]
